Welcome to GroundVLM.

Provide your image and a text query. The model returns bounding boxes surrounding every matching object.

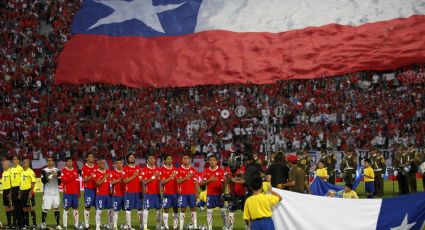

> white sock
[156,210,161,224]
[138,210,143,229]
[207,209,213,230]
[163,212,169,228]
[179,212,185,230]
[191,211,197,228]
[73,210,79,227]
[143,210,149,228]
[84,209,90,227]
[96,210,102,227]
[63,210,68,227]
[229,212,235,229]
[173,213,178,229]
[125,211,132,226]
[108,209,114,225]
[113,211,119,228]
[221,208,228,227]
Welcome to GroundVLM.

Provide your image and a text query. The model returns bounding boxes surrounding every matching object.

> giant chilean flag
[56,0,425,88]
[273,189,425,230]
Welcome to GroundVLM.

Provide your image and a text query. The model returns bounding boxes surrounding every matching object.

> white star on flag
[88,0,185,33]
[390,214,416,230]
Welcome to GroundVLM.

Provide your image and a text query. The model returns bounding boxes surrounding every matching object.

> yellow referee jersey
[20,168,36,191]
[1,169,12,190]
[10,165,23,187]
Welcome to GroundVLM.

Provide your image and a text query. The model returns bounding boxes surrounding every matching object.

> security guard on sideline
[297,149,312,179]
[1,160,14,227]
[372,150,386,197]
[340,148,357,185]
[320,149,337,184]
[393,146,410,195]
[407,146,419,193]
[10,156,24,227]
[419,150,425,191]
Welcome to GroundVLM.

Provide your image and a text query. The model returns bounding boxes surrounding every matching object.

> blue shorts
[197,201,206,208]
[63,194,79,209]
[365,182,375,193]
[144,194,161,210]
[84,188,96,208]
[230,195,246,212]
[206,195,224,209]
[178,194,196,208]
[112,196,124,211]
[162,194,179,209]
[252,217,275,230]
[124,192,142,210]
[96,195,112,210]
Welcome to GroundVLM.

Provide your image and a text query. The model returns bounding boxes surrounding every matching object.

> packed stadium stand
[1,0,425,162]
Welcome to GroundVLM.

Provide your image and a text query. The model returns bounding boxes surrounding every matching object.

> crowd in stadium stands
[1,0,425,162]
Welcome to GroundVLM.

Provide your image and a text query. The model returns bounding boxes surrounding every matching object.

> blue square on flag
[71,0,202,36]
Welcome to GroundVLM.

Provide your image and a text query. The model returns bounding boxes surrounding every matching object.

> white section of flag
[272,189,382,230]
[195,0,425,33]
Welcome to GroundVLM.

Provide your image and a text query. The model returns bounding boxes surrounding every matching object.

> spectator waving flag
[273,189,425,230]
[56,0,425,88]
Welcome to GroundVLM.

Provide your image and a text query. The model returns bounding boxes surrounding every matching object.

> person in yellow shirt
[19,159,37,227]
[1,160,13,227]
[197,185,207,211]
[315,160,329,181]
[243,175,282,230]
[342,183,358,199]
[10,156,24,227]
[363,159,375,199]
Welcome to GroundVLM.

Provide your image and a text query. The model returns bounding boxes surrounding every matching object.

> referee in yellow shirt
[20,159,37,227]
[1,160,13,227]
[10,156,24,227]
[363,159,375,199]
[243,175,282,230]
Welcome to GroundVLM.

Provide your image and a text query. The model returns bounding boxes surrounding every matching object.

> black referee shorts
[11,186,20,206]
[20,189,35,208]
[2,189,12,207]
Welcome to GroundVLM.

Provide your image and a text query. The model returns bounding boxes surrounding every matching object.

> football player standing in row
[61,157,80,229]
[160,155,179,230]
[201,155,226,230]
[176,153,199,230]
[41,157,62,228]
[141,154,162,230]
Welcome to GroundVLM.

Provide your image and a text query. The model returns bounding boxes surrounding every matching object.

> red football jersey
[230,166,246,196]
[61,167,80,195]
[123,164,142,193]
[160,165,177,195]
[82,163,98,189]
[93,169,111,196]
[202,166,225,195]
[110,169,125,196]
[176,165,197,195]
[141,165,161,194]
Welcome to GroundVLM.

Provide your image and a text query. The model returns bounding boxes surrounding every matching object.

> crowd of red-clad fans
[1,0,425,162]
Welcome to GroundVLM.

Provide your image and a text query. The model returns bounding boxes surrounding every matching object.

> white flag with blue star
[272,189,425,230]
